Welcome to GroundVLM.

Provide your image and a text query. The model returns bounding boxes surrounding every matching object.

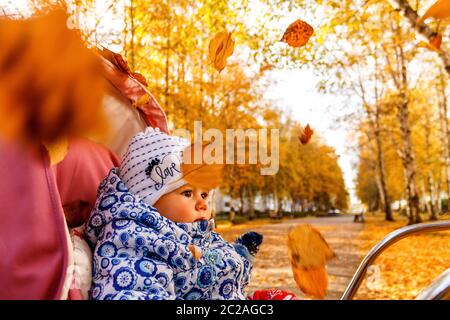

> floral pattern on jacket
[85,168,262,300]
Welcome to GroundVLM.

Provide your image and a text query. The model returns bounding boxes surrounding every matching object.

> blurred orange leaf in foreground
[287,224,335,298]
[0,10,107,147]
[181,142,224,190]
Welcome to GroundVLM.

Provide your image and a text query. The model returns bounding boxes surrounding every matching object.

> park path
[219,215,365,300]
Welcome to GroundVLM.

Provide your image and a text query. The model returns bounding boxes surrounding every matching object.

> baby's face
[153,184,212,223]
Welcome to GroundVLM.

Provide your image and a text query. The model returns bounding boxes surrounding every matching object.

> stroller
[0,48,448,300]
[341,220,450,300]
[0,47,169,300]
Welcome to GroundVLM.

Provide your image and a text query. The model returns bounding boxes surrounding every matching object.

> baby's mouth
[194,218,208,222]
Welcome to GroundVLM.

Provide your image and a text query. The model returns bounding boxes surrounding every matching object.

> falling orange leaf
[430,34,442,50]
[281,19,314,48]
[292,265,329,299]
[299,124,314,144]
[287,224,335,299]
[0,10,107,146]
[181,143,224,190]
[288,224,335,267]
[208,30,235,73]
[417,0,450,25]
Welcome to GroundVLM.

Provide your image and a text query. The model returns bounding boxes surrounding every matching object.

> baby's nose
[195,197,208,211]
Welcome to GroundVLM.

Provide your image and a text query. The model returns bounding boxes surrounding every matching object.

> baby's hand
[233,231,263,259]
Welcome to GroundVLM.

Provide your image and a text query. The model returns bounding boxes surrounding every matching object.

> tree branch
[392,0,450,76]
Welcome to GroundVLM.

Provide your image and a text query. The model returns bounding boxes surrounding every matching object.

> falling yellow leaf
[181,142,224,190]
[287,224,335,298]
[281,19,314,48]
[417,0,450,25]
[288,224,335,268]
[188,244,203,261]
[43,136,68,165]
[208,30,235,73]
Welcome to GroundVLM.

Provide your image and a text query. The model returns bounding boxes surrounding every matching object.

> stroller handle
[341,220,450,300]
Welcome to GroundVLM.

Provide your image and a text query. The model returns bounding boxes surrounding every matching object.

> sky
[244,0,360,203]
[264,69,359,204]
[0,0,360,203]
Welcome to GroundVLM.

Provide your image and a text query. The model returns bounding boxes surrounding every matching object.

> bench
[353,212,365,223]
[268,210,282,219]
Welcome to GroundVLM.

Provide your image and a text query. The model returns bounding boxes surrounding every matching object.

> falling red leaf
[281,19,314,48]
[430,34,442,50]
[299,124,314,144]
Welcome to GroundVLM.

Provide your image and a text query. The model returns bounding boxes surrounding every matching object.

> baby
[85,127,263,300]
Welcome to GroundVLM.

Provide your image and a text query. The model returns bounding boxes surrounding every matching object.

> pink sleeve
[0,140,68,299]
[0,137,119,299]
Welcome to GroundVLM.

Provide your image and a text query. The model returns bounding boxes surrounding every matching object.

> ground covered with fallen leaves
[217,214,449,300]
[354,214,450,300]
[217,216,364,299]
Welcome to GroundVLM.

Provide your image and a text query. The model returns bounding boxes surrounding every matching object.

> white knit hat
[118,127,190,206]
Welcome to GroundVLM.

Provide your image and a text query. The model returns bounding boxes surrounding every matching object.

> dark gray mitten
[233,231,263,261]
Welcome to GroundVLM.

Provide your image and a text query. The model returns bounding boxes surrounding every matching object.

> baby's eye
[181,190,192,197]
[201,192,209,199]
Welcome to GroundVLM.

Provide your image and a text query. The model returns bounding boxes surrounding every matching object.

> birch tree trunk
[423,112,438,220]
[374,109,394,221]
[438,68,450,203]
[398,93,422,224]
[427,172,438,220]
[383,20,422,224]
[358,53,393,221]
[393,0,450,76]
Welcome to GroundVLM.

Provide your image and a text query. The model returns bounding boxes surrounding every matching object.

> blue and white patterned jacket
[85,168,263,300]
